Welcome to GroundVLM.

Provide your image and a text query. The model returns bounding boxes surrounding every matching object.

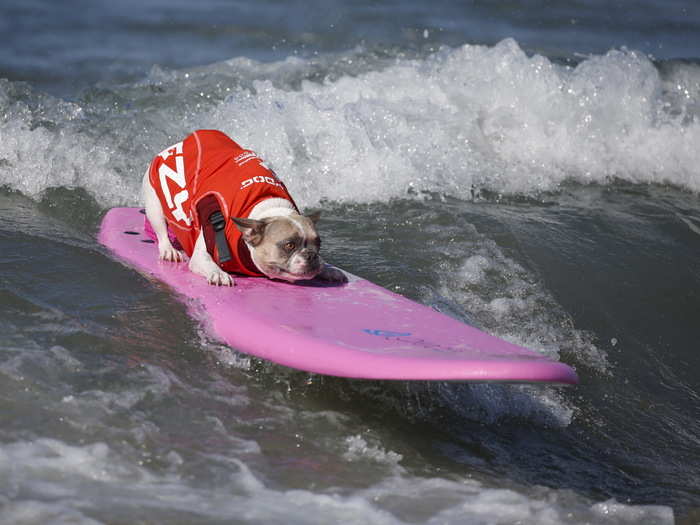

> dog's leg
[142,169,183,262]
[189,230,234,286]
[317,261,348,283]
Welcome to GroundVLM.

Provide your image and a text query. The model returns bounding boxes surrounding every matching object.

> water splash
[1,39,699,209]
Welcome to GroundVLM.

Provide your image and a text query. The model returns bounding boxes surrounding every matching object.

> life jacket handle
[209,211,232,264]
[196,194,231,265]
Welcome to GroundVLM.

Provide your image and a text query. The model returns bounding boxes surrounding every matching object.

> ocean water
[1,1,699,524]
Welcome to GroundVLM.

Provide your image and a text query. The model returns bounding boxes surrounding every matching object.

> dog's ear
[232,217,267,246]
[306,210,321,224]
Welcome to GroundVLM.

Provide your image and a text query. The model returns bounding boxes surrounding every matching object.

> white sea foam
[343,435,404,469]
[0,437,674,525]
[207,39,700,206]
[1,40,699,208]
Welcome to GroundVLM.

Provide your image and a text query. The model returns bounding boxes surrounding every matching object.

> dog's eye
[284,241,296,252]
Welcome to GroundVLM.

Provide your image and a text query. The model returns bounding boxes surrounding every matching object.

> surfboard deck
[98,208,578,384]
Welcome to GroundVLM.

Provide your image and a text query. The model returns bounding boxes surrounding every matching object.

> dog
[141,129,347,287]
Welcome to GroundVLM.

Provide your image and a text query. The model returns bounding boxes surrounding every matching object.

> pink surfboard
[98,208,578,384]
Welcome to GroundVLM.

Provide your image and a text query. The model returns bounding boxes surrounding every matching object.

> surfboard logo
[363,329,412,337]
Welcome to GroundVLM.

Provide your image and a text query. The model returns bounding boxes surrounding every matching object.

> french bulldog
[141,134,347,287]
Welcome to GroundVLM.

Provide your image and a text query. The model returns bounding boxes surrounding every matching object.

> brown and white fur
[142,170,346,286]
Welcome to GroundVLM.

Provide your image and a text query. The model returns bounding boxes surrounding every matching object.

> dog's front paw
[318,265,348,284]
[159,244,184,262]
[207,268,234,287]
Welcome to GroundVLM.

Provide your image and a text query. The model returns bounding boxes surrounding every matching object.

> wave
[1,39,699,208]
[0,436,674,524]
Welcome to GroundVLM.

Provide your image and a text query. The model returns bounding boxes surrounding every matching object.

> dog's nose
[303,250,318,262]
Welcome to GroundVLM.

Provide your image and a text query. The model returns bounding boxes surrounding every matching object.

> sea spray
[1,40,699,209]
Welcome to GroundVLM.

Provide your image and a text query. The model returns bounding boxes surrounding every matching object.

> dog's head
[232,211,323,281]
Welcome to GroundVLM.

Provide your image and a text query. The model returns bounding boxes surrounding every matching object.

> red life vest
[148,129,297,276]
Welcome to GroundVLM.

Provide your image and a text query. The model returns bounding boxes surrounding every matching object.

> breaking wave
[0,39,698,209]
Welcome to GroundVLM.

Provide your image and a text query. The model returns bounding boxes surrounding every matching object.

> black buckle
[209,211,232,263]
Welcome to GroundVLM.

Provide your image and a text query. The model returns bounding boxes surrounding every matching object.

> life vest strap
[196,194,231,266]
[210,211,232,263]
